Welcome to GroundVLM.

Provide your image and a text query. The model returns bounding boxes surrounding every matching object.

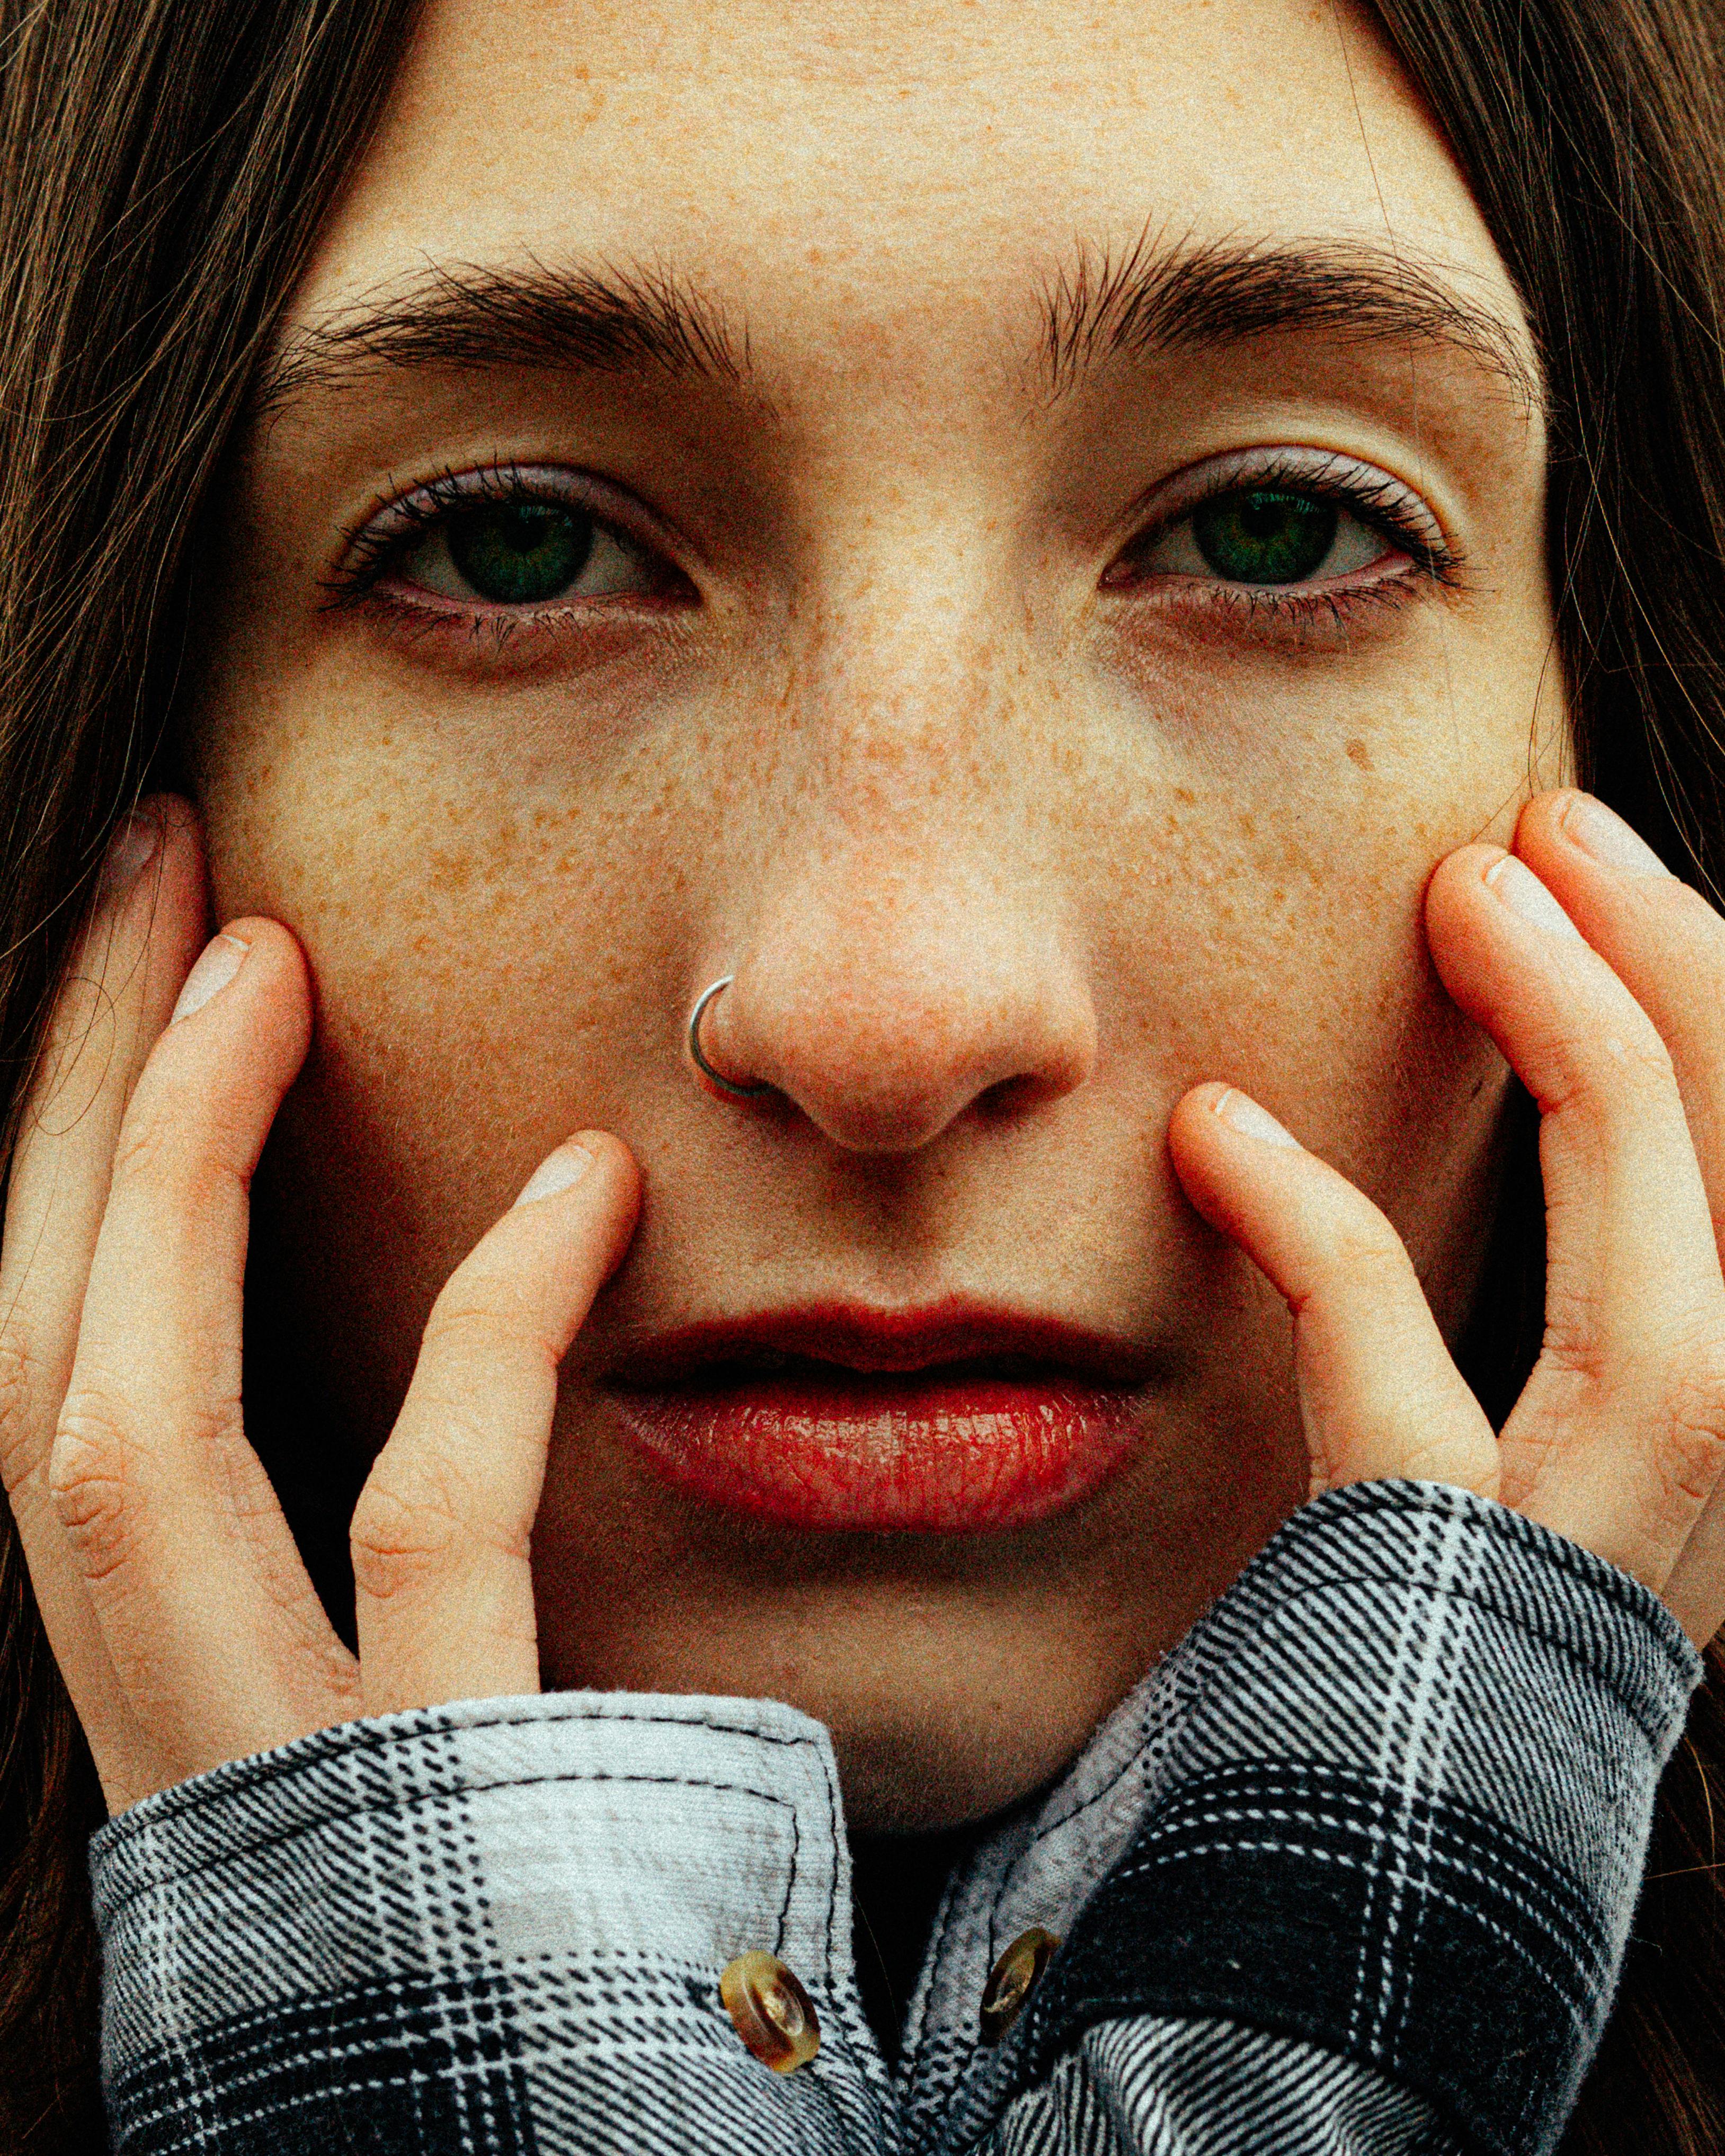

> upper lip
[606,1296,1155,1388]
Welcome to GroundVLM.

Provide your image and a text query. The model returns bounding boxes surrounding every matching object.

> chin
[820,1688,1107,1833]
[533,1490,1210,1834]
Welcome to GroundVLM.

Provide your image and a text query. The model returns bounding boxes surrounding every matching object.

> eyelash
[1104,450,1462,630]
[325,450,1461,647]
[323,461,686,639]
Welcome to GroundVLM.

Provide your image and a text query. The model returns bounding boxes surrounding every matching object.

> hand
[1170,788,1725,1647]
[0,797,641,1813]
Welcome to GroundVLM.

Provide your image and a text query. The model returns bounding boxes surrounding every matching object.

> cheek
[1081,642,1533,1286]
[196,699,692,1407]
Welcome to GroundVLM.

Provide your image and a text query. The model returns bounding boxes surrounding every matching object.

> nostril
[975,1070,1047,1121]
[703,900,1098,1155]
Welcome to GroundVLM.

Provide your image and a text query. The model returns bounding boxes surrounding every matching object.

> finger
[1513,790,1725,1640]
[49,917,357,1782]
[0,797,204,1795]
[351,1130,640,1717]
[1514,791,1725,1243]
[1424,844,1725,1594]
[1168,1084,1497,1498]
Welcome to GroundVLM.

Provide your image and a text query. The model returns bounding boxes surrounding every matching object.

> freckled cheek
[1083,746,1509,1229]
[199,747,688,1318]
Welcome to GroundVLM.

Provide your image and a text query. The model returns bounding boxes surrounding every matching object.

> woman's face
[196,0,1558,1825]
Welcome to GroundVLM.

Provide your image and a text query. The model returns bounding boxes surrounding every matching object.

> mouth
[603,1300,1153,1534]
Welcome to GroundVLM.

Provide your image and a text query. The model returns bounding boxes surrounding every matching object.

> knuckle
[1608,1028,1677,1095]
[1657,1348,1725,1508]
[109,1084,250,1217]
[29,984,123,1135]
[0,1319,52,1495]
[350,1420,532,1608]
[109,1098,200,1199]
[1658,876,1724,940]
[420,1296,513,1358]
[1535,1277,1610,1384]
[48,1388,139,1579]
[1549,1019,1675,1118]
[349,1464,467,1604]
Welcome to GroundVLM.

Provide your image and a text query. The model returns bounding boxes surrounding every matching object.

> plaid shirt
[90,1482,1701,2155]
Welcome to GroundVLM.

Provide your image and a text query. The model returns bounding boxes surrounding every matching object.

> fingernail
[512,1141,595,1206]
[170,934,249,1023]
[1561,794,1671,877]
[1484,854,1584,939]
[99,810,160,896]
[1212,1088,1302,1147]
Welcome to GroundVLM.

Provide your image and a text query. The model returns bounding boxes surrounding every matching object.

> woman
[1,0,1722,2148]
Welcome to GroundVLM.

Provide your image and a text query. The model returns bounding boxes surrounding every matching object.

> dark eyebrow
[255,256,750,412]
[257,234,1540,423]
[1037,231,1542,409]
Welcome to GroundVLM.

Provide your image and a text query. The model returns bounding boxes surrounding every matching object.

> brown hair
[0,0,1720,2148]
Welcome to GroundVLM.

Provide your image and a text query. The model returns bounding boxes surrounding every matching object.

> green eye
[443,503,594,604]
[1190,489,1339,584]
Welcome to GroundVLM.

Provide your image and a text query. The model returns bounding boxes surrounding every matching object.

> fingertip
[1167,1084,1305,1255]
[505,1129,642,1283]
[1166,1083,1232,1199]
[1422,844,1527,1003]
[1166,1081,1230,1153]
[1423,841,1506,930]
[577,1128,644,1254]
[227,917,313,1008]
[153,921,315,1118]
[1511,786,1580,859]
[1212,1087,1302,1148]
[1171,1083,1304,1160]
[512,1141,596,1207]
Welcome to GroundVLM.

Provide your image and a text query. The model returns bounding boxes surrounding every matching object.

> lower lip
[609,1370,1145,1533]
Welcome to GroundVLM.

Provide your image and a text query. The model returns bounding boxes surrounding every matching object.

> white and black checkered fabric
[90,1482,1700,2156]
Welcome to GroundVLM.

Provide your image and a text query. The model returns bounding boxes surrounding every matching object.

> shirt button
[979,1926,1060,2046]
[720,1950,822,2073]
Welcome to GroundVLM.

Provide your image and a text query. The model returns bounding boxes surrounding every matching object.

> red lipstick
[605,1302,1149,1533]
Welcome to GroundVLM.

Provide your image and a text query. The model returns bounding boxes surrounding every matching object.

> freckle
[1239,813,1256,838]
[429,851,473,893]
[1346,738,1372,771]
[1174,786,1195,805]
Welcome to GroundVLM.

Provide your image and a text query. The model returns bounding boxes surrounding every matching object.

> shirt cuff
[1010,1480,1703,2156]
[91,1691,886,2153]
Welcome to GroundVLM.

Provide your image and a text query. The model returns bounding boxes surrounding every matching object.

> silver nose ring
[688,976,771,1100]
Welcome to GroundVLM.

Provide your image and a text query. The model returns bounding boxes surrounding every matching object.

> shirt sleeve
[972,1481,1703,2156]
[88,1482,1702,2156]
[90,1691,895,2155]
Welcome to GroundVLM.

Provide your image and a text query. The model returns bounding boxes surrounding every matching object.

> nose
[701,841,1097,1155]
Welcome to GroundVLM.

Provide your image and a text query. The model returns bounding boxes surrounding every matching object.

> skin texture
[5,0,1723,1849]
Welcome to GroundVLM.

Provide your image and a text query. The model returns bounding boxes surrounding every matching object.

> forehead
[295,0,1521,354]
